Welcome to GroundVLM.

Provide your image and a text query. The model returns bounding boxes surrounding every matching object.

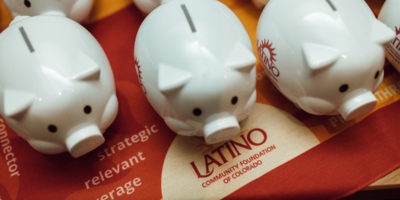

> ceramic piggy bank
[0,16,118,158]
[3,0,93,23]
[379,0,400,72]
[257,0,395,120]
[134,0,256,144]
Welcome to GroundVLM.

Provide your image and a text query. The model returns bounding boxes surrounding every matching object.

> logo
[390,26,400,51]
[161,103,319,198]
[392,26,400,51]
[190,128,270,179]
[134,58,146,94]
[257,39,280,79]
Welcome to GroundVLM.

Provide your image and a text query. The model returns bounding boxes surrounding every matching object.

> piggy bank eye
[24,0,31,8]
[83,105,92,114]
[192,108,202,116]
[48,125,58,133]
[339,84,349,93]
[374,70,380,79]
[231,96,238,105]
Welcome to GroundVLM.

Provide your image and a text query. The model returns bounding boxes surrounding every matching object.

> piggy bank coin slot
[180,4,196,33]
[326,0,337,11]
[24,0,31,8]
[19,26,35,53]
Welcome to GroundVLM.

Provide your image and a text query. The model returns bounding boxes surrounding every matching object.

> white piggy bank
[0,16,118,158]
[134,0,256,144]
[257,0,395,120]
[3,0,94,23]
[379,0,400,72]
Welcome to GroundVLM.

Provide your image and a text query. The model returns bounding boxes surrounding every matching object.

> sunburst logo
[134,58,146,94]
[257,39,280,79]
[391,26,400,51]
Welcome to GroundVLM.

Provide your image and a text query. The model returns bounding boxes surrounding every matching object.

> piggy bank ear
[302,42,340,71]
[226,43,256,72]
[71,53,101,81]
[158,63,192,93]
[371,20,395,45]
[3,89,34,119]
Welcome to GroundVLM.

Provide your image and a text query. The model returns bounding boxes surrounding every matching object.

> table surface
[367,168,400,190]
[0,0,399,191]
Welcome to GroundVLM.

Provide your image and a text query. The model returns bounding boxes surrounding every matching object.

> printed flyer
[1,0,400,199]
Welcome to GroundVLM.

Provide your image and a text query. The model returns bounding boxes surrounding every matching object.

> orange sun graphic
[259,39,277,64]
[257,39,280,78]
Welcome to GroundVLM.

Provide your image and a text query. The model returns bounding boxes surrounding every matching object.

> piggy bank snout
[204,116,240,144]
[66,125,104,158]
[338,90,378,120]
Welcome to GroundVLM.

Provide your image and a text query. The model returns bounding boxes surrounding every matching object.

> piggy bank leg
[28,140,66,155]
[297,96,336,116]
[164,117,197,136]
[100,94,118,132]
